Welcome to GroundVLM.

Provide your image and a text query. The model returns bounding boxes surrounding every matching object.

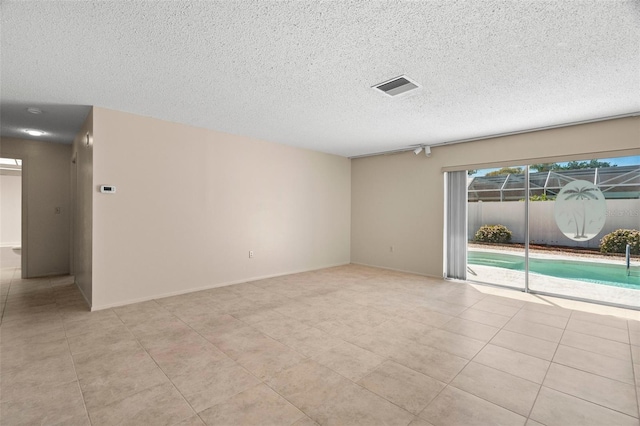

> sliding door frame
[450,163,639,311]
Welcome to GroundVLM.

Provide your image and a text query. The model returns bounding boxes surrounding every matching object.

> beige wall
[0,138,71,277]
[91,107,351,309]
[351,117,640,277]
[71,110,94,305]
[1,174,21,246]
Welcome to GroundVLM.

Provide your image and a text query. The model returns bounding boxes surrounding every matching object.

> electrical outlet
[249,250,254,258]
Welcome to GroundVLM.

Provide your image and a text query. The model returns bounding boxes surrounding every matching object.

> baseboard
[90,262,351,311]
[0,243,20,248]
[349,261,443,280]
[24,270,71,279]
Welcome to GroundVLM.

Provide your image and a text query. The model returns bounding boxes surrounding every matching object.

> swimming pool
[468,251,640,289]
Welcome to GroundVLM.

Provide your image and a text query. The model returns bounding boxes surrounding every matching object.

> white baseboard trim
[90,262,350,311]
[349,261,443,280]
[26,271,72,279]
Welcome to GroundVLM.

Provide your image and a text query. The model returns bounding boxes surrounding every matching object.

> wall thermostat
[100,185,116,194]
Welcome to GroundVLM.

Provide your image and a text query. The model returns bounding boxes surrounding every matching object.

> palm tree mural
[554,180,606,243]
[563,186,599,239]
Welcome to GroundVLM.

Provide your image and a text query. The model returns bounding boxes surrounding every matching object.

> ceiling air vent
[373,75,420,97]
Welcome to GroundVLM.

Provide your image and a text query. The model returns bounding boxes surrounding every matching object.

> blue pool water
[468,251,640,289]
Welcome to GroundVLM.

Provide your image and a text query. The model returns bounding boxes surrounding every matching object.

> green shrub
[474,225,512,244]
[519,194,556,202]
[599,229,640,254]
[529,194,556,202]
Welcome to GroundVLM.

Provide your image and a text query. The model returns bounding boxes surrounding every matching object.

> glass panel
[528,156,640,308]
[467,166,526,290]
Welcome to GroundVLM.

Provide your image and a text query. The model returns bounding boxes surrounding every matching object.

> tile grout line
[524,307,572,422]
[308,272,638,419]
[368,294,523,422]
[312,270,637,419]
[7,265,637,425]
[135,297,298,422]
[349,359,439,424]
[233,278,425,425]
[547,359,637,387]
[204,290,344,425]
[629,321,640,420]
[136,292,333,424]
[420,298,536,422]
[560,327,632,352]
[525,310,639,421]
[304,275,451,425]
[236,285,365,425]
[0,267,20,322]
[227,285,420,425]
[445,296,631,419]
[0,277,12,324]
[110,305,209,426]
[550,318,637,387]
[63,330,94,425]
[262,278,640,422]
[475,306,638,386]
[56,277,94,426]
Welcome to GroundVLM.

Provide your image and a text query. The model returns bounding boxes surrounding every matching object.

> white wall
[469,199,640,248]
[1,174,21,246]
[90,107,351,309]
[352,117,640,277]
[0,138,71,277]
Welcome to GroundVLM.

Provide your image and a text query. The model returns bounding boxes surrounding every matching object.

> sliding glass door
[459,156,639,309]
[467,165,526,291]
[527,157,640,306]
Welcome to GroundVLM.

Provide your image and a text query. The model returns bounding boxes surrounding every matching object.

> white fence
[468,199,640,249]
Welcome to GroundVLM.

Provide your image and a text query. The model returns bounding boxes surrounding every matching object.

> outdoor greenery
[474,224,512,244]
[519,194,556,202]
[600,229,640,254]
[530,160,614,172]
[485,167,523,177]
[469,159,615,177]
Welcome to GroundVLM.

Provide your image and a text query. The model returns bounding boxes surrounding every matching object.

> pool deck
[468,245,639,309]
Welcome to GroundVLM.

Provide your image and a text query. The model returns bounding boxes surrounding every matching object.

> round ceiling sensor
[26,107,43,114]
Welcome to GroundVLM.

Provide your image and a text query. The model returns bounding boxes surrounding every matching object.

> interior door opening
[0,157,23,280]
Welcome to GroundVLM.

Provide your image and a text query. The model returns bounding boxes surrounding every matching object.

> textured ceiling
[1,1,639,157]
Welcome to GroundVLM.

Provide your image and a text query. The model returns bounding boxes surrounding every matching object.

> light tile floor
[1,264,639,426]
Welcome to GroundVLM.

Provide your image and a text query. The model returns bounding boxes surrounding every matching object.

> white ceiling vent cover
[373,75,420,97]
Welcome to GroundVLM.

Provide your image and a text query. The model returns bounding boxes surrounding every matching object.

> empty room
[1,1,639,425]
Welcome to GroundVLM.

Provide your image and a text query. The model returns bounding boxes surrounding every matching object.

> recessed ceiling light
[26,107,43,114]
[24,129,45,136]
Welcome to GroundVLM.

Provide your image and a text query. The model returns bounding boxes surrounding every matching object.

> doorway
[0,157,23,280]
[457,155,640,309]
